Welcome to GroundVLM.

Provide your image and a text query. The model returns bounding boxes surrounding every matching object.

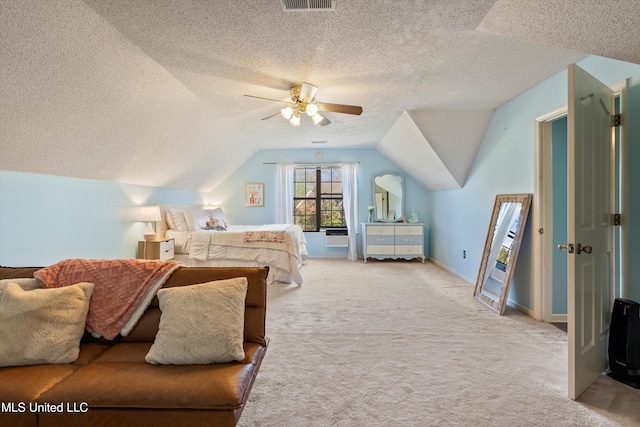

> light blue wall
[205,148,430,257]
[427,55,640,309]
[0,170,203,266]
[552,117,568,314]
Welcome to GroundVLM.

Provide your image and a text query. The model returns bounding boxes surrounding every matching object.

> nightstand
[137,238,175,261]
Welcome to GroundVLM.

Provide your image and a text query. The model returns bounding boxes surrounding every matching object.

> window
[293,166,345,231]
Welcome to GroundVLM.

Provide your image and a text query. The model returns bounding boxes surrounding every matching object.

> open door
[566,64,614,400]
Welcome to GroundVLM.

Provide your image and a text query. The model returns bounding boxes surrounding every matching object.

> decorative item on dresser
[138,238,175,261]
[361,223,425,263]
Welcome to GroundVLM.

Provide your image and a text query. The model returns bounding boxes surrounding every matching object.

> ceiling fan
[244,82,363,127]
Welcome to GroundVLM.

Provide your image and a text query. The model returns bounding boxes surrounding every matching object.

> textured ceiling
[1,0,638,191]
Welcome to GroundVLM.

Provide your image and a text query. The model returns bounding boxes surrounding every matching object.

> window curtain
[341,162,359,261]
[275,163,295,224]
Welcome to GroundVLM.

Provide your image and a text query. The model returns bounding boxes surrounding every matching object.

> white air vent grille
[325,228,348,247]
[281,0,336,12]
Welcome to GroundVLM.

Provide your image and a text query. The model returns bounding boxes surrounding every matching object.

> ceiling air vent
[281,0,336,12]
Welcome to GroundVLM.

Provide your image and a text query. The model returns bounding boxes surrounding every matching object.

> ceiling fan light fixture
[306,103,319,116]
[281,106,294,120]
[312,113,324,125]
[290,112,301,126]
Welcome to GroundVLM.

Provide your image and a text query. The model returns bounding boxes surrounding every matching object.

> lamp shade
[281,106,294,120]
[306,103,319,116]
[312,113,325,125]
[139,205,161,222]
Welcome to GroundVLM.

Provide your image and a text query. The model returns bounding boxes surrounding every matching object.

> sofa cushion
[146,277,248,365]
[0,282,94,367]
[38,341,267,409]
[0,343,108,400]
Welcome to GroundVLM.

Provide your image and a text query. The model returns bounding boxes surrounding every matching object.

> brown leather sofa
[0,265,269,427]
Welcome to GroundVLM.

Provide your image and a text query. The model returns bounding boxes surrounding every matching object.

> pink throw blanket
[35,259,181,340]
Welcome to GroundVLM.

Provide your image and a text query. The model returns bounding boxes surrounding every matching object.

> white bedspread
[168,224,307,284]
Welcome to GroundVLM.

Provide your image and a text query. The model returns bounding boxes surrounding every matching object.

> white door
[567,64,614,400]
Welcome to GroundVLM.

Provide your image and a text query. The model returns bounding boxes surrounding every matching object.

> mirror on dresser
[372,172,404,222]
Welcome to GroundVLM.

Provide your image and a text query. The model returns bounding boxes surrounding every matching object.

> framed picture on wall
[245,183,264,207]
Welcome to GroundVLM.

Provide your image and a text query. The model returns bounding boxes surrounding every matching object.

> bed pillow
[0,282,95,367]
[145,277,248,365]
[165,210,176,230]
[183,209,210,232]
[206,207,229,229]
[167,209,189,232]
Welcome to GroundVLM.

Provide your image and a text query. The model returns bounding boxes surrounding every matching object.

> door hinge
[612,114,621,127]
[613,213,621,226]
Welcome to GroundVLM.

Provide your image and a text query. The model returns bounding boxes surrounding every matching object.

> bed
[156,204,308,284]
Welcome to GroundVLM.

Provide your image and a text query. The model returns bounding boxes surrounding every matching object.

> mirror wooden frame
[372,172,404,222]
[474,193,532,315]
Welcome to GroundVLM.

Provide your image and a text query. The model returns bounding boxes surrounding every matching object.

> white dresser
[361,223,425,263]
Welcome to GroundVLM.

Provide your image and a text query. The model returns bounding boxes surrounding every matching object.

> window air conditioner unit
[325,228,348,247]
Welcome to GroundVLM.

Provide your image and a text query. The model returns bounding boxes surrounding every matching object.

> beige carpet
[238,259,640,426]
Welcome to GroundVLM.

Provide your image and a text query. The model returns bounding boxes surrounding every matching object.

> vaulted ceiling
[1,0,639,192]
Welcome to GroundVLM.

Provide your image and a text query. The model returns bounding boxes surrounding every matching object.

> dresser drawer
[159,239,174,252]
[159,248,175,261]
[367,245,395,255]
[367,235,394,245]
[366,225,394,236]
[396,245,423,255]
[395,235,422,245]
[395,225,423,236]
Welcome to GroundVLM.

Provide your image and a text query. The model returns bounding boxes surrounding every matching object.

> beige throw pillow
[0,282,95,367]
[0,278,42,300]
[145,277,248,365]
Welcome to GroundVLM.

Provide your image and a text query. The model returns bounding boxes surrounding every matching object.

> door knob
[558,243,574,254]
[557,243,591,254]
[576,243,592,254]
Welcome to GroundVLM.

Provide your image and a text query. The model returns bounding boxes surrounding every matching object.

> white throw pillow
[168,209,189,232]
[145,277,248,365]
[183,209,211,232]
[0,282,95,367]
[165,210,176,230]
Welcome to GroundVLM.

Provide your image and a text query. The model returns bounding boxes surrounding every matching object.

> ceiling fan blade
[244,94,292,104]
[261,112,281,120]
[299,82,319,102]
[317,102,363,115]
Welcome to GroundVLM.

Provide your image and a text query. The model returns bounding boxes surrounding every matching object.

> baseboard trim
[550,313,568,323]
[428,258,474,285]
[511,301,537,319]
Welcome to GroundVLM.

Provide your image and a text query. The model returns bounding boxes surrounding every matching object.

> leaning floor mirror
[474,194,532,315]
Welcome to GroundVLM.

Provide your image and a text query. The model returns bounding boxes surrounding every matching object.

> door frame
[532,80,629,322]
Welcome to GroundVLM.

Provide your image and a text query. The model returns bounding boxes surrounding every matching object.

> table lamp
[139,205,161,241]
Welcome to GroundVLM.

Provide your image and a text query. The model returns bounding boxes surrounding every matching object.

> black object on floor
[608,298,640,389]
